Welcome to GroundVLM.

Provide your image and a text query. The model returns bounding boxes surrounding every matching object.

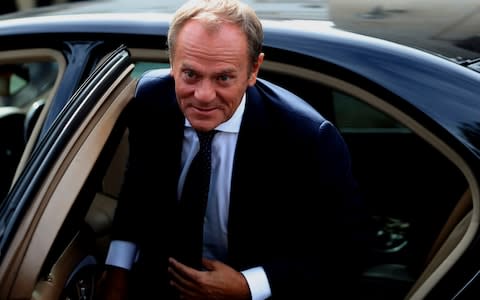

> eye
[217,74,230,82]
[181,69,198,83]
[183,69,196,79]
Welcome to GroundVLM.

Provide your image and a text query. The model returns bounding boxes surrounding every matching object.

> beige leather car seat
[84,129,129,252]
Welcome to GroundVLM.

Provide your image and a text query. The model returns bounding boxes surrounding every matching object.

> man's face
[170,19,263,132]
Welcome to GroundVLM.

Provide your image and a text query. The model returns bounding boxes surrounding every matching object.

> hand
[168,257,251,300]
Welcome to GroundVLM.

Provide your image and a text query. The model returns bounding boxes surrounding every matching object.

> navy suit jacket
[112,69,370,298]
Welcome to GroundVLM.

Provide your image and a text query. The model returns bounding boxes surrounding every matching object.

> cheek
[175,86,191,111]
[176,97,186,112]
[175,81,194,99]
[218,89,243,115]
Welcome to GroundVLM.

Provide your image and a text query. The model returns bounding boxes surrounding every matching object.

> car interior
[0,47,475,300]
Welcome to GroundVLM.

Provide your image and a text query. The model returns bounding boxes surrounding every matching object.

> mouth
[191,105,216,114]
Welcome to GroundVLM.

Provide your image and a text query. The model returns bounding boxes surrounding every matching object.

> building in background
[13,0,87,12]
[1,0,18,14]
[329,0,480,59]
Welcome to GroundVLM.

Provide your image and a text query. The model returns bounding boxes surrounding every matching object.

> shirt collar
[185,93,245,133]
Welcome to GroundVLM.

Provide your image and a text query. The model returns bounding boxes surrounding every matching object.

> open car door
[0,45,136,300]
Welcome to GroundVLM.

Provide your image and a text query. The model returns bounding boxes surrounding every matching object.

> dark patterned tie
[174,130,217,269]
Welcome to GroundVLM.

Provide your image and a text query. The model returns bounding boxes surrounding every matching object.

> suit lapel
[228,84,270,237]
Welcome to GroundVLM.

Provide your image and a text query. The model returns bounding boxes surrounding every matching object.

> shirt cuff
[241,266,272,300]
[105,240,138,270]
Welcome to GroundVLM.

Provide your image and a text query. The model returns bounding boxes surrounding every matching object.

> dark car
[0,1,479,300]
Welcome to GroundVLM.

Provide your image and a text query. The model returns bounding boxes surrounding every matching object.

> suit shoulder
[126,68,178,122]
[254,78,326,124]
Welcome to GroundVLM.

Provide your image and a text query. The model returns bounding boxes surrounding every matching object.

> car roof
[1,0,479,62]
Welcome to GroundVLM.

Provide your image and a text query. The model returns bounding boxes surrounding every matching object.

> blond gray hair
[168,0,263,69]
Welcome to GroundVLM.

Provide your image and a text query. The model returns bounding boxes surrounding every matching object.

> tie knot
[197,130,217,152]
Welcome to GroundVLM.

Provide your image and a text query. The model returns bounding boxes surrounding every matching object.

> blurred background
[2,0,88,14]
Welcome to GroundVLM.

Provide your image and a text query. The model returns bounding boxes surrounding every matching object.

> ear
[248,52,264,86]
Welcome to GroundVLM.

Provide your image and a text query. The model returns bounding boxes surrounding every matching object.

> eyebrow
[181,63,238,76]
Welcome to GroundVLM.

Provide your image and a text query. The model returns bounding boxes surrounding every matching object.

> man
[98,0,372,299]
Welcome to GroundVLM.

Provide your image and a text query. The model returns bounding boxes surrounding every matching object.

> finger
[169,257,200,281]
[168,258,204,292]
[168,266,201,299]
[169,275,192,297]
[170,281,199,300]
[168,264,193,289]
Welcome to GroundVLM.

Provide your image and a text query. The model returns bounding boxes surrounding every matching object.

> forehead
[173,20,250,73]
[180,19,247,45]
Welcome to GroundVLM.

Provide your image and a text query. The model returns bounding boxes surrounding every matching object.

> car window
[332,91,409,133]
[258,65,469,298]
[0,59,60,202]
[0,61,58,108]
[132,62,169,79]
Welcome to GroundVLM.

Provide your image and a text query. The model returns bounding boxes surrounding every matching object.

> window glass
[333,91,409,133]
[132,62,170,79]
[9,72,28,95]
[0,60,58,201]
[0,61,58,109]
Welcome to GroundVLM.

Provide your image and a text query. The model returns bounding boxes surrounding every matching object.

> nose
[194,79,216,102]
